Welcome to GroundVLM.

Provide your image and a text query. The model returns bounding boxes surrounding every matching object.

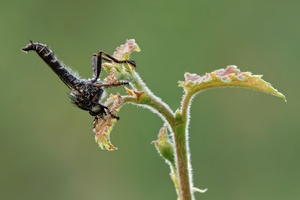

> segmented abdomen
[22,41,82,89]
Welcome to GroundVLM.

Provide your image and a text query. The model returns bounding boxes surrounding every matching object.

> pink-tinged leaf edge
[93,94,123,151]
[113,39,141,60]
[179,65,286,101]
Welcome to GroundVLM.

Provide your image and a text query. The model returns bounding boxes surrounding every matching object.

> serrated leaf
[179,65,286,101]
[93,94,122,151]
[93,117,118,151]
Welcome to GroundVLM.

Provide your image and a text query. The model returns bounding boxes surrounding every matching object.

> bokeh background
[0,1,299,199]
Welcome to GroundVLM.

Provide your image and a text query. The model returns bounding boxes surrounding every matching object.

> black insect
[22,41,136,120]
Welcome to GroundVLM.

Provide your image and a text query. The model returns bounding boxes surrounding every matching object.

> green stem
[124,72,176,125]
[175,90,195,200]
[174,90,195,200]
[172,121,193,200]
[122,72,194,200]
[181,90,193,120]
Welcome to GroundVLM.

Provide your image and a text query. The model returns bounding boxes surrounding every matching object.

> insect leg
[91,51,136,83]
[89,90,120,120]
[92,104,120,120]
[100,51,136,68]
[103,105,120,120]
[93,81,129,88]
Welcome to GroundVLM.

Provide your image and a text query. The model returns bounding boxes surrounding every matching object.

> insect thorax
[69,81,104,115]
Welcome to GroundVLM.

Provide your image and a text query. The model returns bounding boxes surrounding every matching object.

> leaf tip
[276,91,287,102]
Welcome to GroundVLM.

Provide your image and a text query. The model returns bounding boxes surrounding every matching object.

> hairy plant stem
[122,72,194,200]
[181,90,193,120]
[172,121,193,200]
[176,90,195,200]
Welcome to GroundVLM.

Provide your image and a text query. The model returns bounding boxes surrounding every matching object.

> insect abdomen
[22,41,82,89]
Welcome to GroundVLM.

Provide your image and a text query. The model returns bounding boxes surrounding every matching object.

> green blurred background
[0,0,299,199]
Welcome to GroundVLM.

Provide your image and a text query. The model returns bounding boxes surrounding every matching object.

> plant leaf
[113,39,141,60]
[93,94,122,151]
[102,39,140,78]
[179,65,286,101]
[152,125,175,167]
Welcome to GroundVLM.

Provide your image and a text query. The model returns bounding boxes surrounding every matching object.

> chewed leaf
[93,94,122,151]
[179,65,286,101]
